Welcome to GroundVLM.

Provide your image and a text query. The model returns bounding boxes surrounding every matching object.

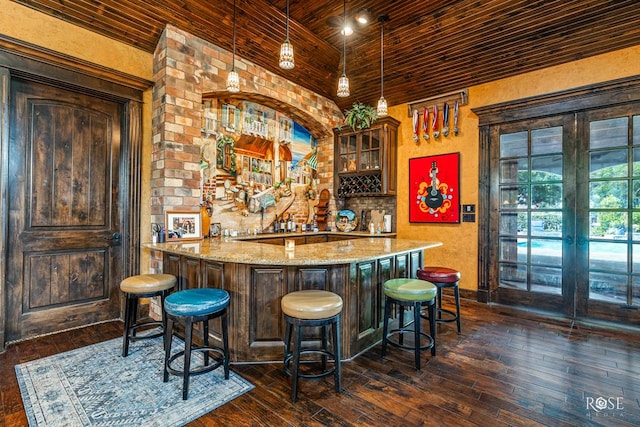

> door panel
[7,79,122,342]
[491,105,640,325]
[493,115,575,314]
[576,104,640,323]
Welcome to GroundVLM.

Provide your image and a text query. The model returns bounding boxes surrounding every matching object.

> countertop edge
[143,237,442,266]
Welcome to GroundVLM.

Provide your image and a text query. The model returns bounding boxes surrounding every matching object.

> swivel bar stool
[281,290,343,402]
[381,278,437,370]
[417,267,462,333]
[120,273,176,357]
[163,288,230,400]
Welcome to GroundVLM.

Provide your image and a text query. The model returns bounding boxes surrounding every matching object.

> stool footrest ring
[166,347,225,377]
[284,349,337,380]
[384,329,434,351]
[422,307,459,323]
[126,321,164,341]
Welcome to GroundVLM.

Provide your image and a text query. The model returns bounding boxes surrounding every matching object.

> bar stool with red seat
[417,267,462,333]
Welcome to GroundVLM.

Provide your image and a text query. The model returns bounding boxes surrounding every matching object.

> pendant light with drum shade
[377,14,388,117]
[226,0,240,92]
[279,0,294,69]
[336,0,350,97]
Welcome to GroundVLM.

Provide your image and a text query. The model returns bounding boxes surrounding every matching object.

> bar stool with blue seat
[381,278,437,370]
[163,288,230,400]
[281,290,343,402]
[417,267,462,333]
[120,273,176,357]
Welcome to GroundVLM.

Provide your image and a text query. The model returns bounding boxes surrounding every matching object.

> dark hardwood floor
[2,298,639,426]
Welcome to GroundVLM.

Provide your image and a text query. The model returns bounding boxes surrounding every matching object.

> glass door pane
[497,125,564,297]
[583,112,640,314]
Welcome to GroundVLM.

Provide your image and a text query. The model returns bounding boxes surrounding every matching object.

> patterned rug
[15,336,254,426]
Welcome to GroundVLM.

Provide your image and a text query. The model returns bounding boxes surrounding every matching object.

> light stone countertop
[143,235,443,266]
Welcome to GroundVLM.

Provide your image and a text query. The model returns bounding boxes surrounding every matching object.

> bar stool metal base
[283,313,341,402]
[122,288,171,357]
[163,308,229,400]
[381,295,436,370]
[430,286,461,332]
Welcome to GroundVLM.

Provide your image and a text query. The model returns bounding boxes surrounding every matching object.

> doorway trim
[473,75,640,304]
[0,35,152,352]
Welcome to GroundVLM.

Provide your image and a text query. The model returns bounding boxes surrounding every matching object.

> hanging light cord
[232,0,237,69]
[380,20,384,96]
[342,0,347,75]
[285,0,290,41]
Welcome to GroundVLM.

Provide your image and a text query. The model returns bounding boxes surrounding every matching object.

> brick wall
[150,25,343,271]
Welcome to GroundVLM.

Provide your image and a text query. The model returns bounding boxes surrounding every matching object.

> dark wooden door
[6,79,123,342]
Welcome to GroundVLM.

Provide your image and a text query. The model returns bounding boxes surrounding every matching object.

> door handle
[104,232,121,242]
[565,235,574,245]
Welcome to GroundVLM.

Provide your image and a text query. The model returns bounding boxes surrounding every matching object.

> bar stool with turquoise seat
[281,289,343,402]
[381,278,437,370]
[163,288,230,400]
[120,273,176,357]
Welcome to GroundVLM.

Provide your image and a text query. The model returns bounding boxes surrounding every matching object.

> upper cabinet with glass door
[334,116,399,197]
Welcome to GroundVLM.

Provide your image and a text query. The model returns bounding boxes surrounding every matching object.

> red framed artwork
[409,152,460,223]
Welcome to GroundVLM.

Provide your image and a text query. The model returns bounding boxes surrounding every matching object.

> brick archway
[151,25,342,224]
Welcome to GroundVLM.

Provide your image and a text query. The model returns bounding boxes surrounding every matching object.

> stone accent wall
[150,24,343,271]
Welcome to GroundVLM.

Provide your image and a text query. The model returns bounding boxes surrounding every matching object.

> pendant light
[377,14,389,117]
[279,0,294,69]
[226,0,240,92]
[336,0,350,97]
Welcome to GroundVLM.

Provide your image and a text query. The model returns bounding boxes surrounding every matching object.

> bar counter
[144,233,442,363]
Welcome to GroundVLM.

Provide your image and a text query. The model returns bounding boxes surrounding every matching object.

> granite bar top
[143,234,442,266]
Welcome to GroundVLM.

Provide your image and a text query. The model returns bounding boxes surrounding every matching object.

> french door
[491,104,640,324]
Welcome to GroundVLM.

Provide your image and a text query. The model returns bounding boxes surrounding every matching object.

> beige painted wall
[391,44,640,291]
[1,0,155,272]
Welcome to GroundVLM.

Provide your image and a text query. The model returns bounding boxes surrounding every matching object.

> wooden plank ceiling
[12,0,640,112]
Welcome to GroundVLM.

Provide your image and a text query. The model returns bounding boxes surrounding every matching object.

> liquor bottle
[280,215,286,233]
[273,215,279,233]
[287,215,293,232]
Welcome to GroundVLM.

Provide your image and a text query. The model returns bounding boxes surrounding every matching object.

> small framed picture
[165,210,202,241]
[210,222,221,237]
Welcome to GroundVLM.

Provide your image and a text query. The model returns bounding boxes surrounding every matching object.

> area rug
[15,336,254,427]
